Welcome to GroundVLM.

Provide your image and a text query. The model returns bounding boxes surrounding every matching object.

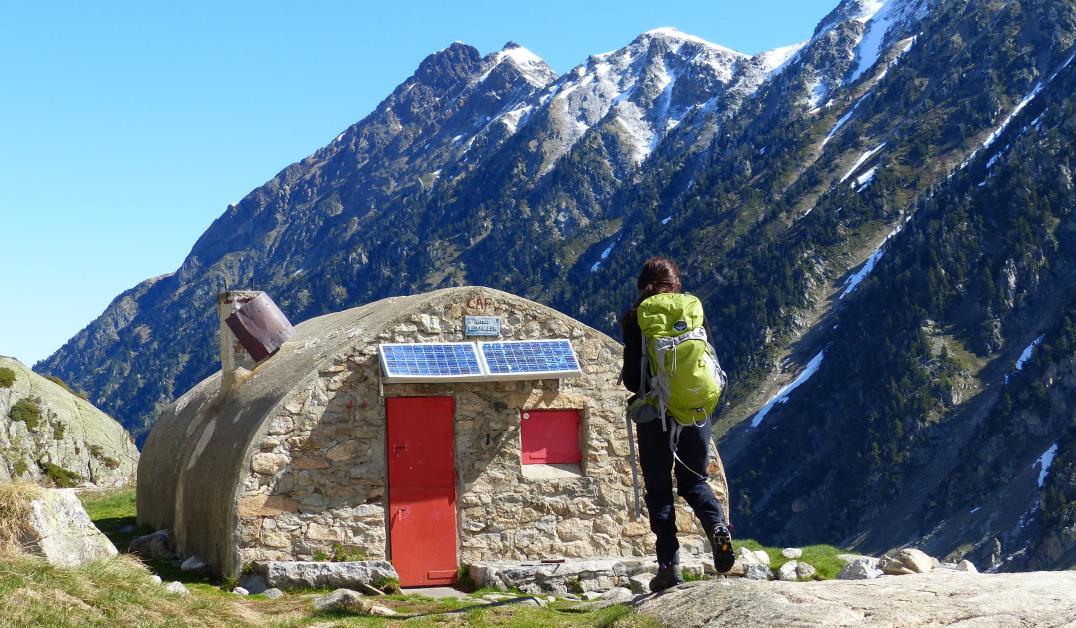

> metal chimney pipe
[217,290,260,391]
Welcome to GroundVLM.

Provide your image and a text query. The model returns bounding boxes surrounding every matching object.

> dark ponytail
[622,256,682,331]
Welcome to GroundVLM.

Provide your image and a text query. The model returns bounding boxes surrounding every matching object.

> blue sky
[0,1,837,366]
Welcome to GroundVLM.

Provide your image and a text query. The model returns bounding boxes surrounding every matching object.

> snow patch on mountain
[758,41,808,77]
[840,224,901,298]
[751,351,825,428]
[480,42,556,87]
[849,1,899,82]
[840,142,887,182]
[959,52,1075,171]
[498,104,533,134]
[821,92,871,148]
[807,77,828,110]
[590,236,622,272]
[852,165,878,189]
[852,0,889,23]
[615,102,660,162]
[1034,443,1059,488]
[1015,335,1045,373]
[644,27,740,55]
[848,0,928,83]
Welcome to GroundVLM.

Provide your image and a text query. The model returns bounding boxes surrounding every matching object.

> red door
[387,396,458,586]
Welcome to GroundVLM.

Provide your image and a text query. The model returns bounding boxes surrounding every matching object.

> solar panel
[379,342,486,383]
[478,339,582,381]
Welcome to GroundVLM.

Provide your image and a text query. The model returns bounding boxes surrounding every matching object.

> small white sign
[465,316,501,337]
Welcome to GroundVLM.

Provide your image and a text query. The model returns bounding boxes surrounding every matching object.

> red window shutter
[521,410,581,464]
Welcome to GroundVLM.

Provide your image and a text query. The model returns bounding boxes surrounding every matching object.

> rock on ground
[782,548,803,559]
[239,574,268,594]
[20,489,117,568]
[128,529,176,561]
[600,587,634,605]
[261,588,283,600]
[634,570,1076,627]
[180,555,207,572]
[629,573,654,594]
[469,556,711,594]
[163,582,189,596]
[254,560,398,590]
[879,548,933,575]
[743,563,772,580]
[838,558,882,580]
[795,562,816,579]
[777,561,800,581]
[313,589,388,615]
[739,548,771,565]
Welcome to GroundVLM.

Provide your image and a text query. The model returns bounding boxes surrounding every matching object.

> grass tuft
[40,461,82,488]
[737,538,849,579]
[0,482,44,550]
[9,398,42,431]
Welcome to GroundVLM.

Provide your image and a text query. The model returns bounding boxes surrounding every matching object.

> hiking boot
[709,524,735,573]
[648,563,684,592]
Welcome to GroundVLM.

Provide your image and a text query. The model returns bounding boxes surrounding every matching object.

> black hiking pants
[637,417,727,565]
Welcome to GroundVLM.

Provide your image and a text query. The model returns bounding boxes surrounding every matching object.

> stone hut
[138,286,726,584]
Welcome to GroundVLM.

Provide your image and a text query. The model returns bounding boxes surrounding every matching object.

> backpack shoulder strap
[638,331,648,397]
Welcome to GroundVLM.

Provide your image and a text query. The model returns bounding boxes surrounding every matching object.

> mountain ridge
[36,0,1076,572]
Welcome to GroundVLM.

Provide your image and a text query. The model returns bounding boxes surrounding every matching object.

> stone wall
[234,291,724,569]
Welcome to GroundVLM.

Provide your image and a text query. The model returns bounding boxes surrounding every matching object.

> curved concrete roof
[137,286,614,574]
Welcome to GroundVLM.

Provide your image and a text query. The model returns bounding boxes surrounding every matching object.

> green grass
[79,489,149,554]
[79,490,227,597]
[0,550,262,627]
[40,461,81,488]
[0,366,15,388]
[737,538,849,580]
[3,487,268,626]
[9,397,41,431]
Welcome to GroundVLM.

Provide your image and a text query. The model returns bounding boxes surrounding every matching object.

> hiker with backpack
[620,256,735,592]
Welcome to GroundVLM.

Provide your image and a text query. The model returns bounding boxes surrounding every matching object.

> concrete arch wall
[138,291,423,574]
[139,286,727,576]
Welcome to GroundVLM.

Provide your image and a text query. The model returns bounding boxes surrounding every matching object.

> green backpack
[630,293,726,427]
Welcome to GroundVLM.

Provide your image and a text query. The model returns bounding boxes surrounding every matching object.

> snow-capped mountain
[529,28,747,167]
[39,0,1076,572]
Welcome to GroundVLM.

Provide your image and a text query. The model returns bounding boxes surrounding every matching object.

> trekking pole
[625,412,642,522]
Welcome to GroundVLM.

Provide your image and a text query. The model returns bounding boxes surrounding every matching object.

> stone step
[253,560,398,590]
[467,554,718,594]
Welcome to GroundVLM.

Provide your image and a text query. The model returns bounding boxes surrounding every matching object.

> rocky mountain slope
[0,356,137,487]
[37,0,1076,570]
[720,0,1076,572]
